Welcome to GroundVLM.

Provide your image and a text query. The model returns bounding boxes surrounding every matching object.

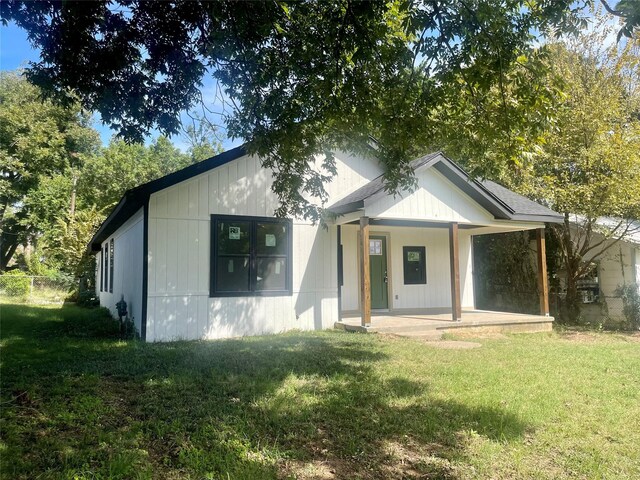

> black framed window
[211,215,292,296]
[109,239,114,293]
[403,246,426,285]
[103,244,109,292]
[100,247,104,292]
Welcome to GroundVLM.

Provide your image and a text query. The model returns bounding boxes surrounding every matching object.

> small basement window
[210,215,292,296]
[403,246,426,285]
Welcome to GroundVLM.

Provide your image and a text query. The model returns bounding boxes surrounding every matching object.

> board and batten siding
[146,151,382,341]
[364,167,495,224]
[595,241,639,320]
[96,208,144,333]
[340,225,474,313]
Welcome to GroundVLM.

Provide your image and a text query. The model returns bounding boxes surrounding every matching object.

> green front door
[369,236,389,309]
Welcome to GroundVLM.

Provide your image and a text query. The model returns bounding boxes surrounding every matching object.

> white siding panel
[459,232,475,308]
[177,220,189,292]
[187,221,199,292]
[340,225,360,311]
[197,221,210,292]
[632,247,640,290]
[322,150,383,206]
[365,168,494,224]
[188,180,199,218]
[598,243,635,298]
[339,225,469,313]
[147,155,342,341]
[166,220,178,292]
[167,188,179,218]
[97,208,144,334]
[148,218,157,294]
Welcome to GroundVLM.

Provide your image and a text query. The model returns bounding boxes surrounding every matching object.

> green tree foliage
[4,0,613,221]
[46,207,105,279]
[39,135,213,277]
[0,71,100,270]
[513,25,640,323]
[0,72,99,220]
[0,73,222,276]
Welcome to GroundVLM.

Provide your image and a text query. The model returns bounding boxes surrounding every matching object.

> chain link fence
[0,274,76,304]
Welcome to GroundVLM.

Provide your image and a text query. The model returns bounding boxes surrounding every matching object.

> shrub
[121,316,138,340]
[1,270,31,298]
[77,289,100,308]
[615,283,640,331]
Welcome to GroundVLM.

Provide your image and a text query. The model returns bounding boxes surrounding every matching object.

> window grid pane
[109,239,114,293]
[211,216,291,296]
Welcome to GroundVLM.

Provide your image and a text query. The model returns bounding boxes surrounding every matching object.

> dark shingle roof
[328,152,563,223]
[480,179,560,219]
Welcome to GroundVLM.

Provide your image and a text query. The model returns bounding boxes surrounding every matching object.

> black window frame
[109,238,114,293]
[402,246,427,285]
[103,244,109,292]
[100,246,104,292]
[210,214,293,297]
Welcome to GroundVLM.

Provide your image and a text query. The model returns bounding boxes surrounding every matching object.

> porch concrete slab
[334,309,553,336]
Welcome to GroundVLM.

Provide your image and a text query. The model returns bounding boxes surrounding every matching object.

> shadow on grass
[1,304,528,479]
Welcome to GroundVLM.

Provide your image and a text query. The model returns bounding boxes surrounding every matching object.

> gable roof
[88,145,247,252]
[89,147,562,253]
[328,152,563,224]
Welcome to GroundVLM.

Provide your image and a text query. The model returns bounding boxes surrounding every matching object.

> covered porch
[334,216,552,332]
[328,152,560,334]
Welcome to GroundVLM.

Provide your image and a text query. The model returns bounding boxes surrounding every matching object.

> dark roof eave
[328,201,364,215]
[87,191,147,253]
[431,159,513,220]
[509,214,564,224]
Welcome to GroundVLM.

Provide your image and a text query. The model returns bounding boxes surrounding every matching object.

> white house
[89,147,563,342]
[565,217,640,323]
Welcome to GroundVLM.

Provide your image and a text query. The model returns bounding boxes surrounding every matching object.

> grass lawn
[1,304,639,479]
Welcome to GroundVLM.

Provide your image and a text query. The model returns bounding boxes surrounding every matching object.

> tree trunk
[0,241,19,272]
[563,271,581,323]
[0,199,8,233]
[69,173,78,220]
[554,216,583,324]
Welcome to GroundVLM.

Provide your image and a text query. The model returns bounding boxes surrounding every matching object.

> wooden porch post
[449,222,462,321]
[359,216,371,326]
[536,228,550,316]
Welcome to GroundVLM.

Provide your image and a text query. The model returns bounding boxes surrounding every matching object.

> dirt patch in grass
[280,458,341,479]
[380,439,462,479]
[423,340,482,349]
[445,332,509,340]
[559,331,603,343]
[559,330,640,343]
[280,440,462,480]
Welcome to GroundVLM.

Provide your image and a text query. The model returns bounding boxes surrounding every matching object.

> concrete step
[335,321,447,334]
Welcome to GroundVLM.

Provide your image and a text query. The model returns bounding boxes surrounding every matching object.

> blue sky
[0,21,238,151]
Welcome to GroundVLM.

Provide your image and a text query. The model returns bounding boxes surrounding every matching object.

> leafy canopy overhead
[3,0,636,220]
